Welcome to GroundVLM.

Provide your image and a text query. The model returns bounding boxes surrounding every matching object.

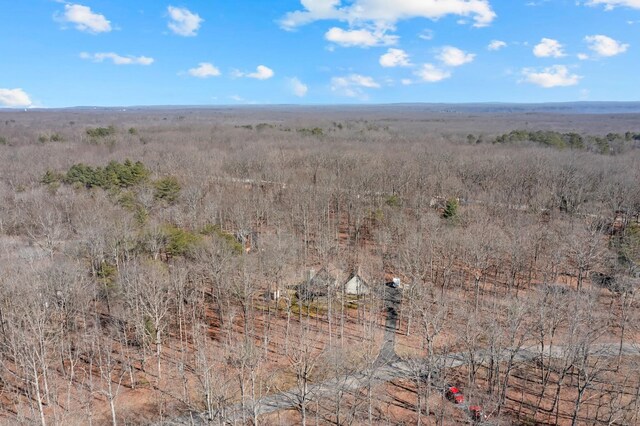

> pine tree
[442,198,459,219]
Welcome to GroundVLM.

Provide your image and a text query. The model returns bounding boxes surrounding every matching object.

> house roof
[309,267,334,285]
[296,267,336,301]
[344,271,369,286]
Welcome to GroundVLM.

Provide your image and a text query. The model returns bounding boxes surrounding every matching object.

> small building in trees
[342,271,370,296]
[295,268,337,302]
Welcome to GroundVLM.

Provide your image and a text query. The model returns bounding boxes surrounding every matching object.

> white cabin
[343,273,370,296]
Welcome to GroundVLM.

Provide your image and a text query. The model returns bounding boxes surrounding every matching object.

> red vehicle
[445,386,465,404]
[469,405,485,421]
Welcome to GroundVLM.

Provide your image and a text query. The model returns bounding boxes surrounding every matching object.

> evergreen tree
[154,176,181,203]
[442,198,459,219]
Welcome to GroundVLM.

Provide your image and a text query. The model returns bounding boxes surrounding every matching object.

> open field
[1,106,639,425]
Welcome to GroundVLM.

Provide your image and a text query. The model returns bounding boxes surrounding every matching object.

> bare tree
[226,337,268,426]
[121,260,171,383]
[283,328,324,426]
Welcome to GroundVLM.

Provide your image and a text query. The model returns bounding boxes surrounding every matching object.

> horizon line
[3,100,640,111]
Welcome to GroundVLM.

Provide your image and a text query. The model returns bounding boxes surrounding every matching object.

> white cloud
[280,0,497,30]
[401,78,414,85]
[325,27,398,47]
[577,53,590,60]
[167,6,203,36]
[331,74,380,98]
[80,52,154,65]
[488,40,507,51]
[234,65,275,80]
[289,77,308,97]
[0,88,32,107]
[585,0,640,10]
[58,4,111,34]
[379,48,412,67]
[533,38,566,58]
[248,65,275,80]
[415,63,452,82]
[345,74,380,88]
[282,0,342,27]
[437,46,475,66]
[522,65,581,88]
[188,62,221,78]
[584,34,629,57]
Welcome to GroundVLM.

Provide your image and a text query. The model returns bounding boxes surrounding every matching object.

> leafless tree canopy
[0,106,639,425]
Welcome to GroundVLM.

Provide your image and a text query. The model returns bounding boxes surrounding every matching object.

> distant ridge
[3,101,640,114]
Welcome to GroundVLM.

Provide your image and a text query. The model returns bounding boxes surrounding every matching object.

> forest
[0,106,639,425]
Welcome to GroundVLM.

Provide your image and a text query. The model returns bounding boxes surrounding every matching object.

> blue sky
[0,0,638,107]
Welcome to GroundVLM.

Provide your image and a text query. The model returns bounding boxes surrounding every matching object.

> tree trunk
[32,361,47,426]
[155,329,162,383]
